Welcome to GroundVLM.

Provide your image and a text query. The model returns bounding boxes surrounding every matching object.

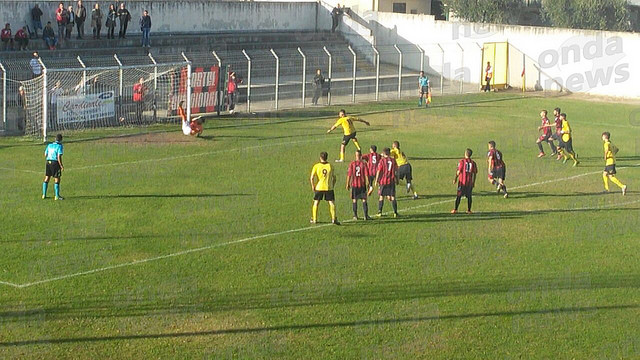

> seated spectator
[1,23,13,51]
[15,26,29,50]
[43,22,57,50]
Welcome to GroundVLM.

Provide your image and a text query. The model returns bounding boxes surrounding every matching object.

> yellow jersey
[604,140,617,166]
[561,119,571,142]
[311,162,335,191]
[390,148,408,166]
[333,116,357,136]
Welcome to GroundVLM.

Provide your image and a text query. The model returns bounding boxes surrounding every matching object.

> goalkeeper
[178,101,204,137]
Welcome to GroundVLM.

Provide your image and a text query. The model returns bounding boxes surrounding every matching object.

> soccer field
[1,92,639,359]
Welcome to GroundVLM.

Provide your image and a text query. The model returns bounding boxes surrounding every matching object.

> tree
[446,0,526,24]
[541,0,631,31]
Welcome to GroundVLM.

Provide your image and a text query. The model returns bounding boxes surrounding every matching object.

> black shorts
[368,175,376,187]
[420,86,429,94]
[314,190,335,201]
[538,133,552,142]
[551,133,561,141]
[397,164,413,182]
[490,166,506,181]
[379,183,396,197]
[563,138,574,153]
[45,160,62,178]
[351,187,367,200]
[342,132,357,146]
[457,184,473,197]
[604,165,616,175]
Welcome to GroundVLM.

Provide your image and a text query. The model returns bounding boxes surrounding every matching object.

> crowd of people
[1,2,151,51]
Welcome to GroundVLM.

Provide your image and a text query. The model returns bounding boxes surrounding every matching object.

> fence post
[212,51,222,115]
[0,62,6,129]
[77,56,87,95]
[323,46,332,106]
[394,45,402,99]
[437,43,444,95]
[297,47,306,108]
[114,54,123,117]
[372,45,379,101]
[242,49,251,113]
[457,43,464,94]
[348,45,356,103]
[181,52,192,122]
[416,44,424,72]
[148,53,158,122]
[270,49,279,110]
[39,58,47,142]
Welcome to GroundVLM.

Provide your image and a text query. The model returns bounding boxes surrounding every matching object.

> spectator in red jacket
[133,77,146,122]
[55,2,67,43]
[1,23,13,51]
[15,26,29,50]
[227,72,241,114]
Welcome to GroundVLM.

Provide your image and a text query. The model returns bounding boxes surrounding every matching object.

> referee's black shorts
[45,160,62,178]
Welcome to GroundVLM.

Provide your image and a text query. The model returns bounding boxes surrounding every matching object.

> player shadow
[71,193,253,200]
[1,302,636,347]
[409,157,460,161]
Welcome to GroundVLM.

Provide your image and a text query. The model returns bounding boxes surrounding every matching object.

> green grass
[1,92,639,359]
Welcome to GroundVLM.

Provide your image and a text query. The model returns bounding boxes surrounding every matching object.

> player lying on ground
[361,145,380,196]
[346,150,372,220]
[374,148,399,218]
[601,132,627,195]
[452,148,477,214]
[391,140,418,200]
[487,140,508,198]
[327,109,370,163]
[536,109,557,158]
[42,133,64,200]
[310,151,340,225]
[178,101,204,136]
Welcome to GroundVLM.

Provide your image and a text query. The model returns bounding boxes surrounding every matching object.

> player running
[601,132,627,195]
[536,110,557,157]
[558,113,579,166]
[418,71,430,108]
[327,109,370,163]
[452,148,477,214]
[487,141,508,198]
[42,133,65,200]
[391,141,418,199]
[374,148,399,218]
[310,151,340,225]
[361,145,380,196]
[347,150,372,220]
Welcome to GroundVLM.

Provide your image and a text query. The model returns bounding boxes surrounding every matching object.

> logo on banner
[57,91,115,124]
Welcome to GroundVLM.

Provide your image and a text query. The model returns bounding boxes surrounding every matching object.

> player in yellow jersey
[310,151,340,225]
[390,141,418,199]
[601,132,627,195]
[327,109,370,163]
[558,113,579,167]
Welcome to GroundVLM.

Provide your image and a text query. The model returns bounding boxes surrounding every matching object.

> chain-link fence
[0,44,479,139]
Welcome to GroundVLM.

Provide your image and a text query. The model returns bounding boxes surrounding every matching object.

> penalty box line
[2,164,637,289]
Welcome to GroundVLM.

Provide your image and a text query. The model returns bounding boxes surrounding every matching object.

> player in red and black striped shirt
[487,141,508,198]
[346,150,371,220]
[452,148,477,214]
[361,145,380,194]
[536,110,557,157]
[374,148,399,218]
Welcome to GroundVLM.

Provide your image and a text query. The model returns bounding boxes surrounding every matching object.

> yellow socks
[610,176,625,189]
[353,140,361,151]
[329,202,336,220]
[603,174,610,191]
[312,203,318,222]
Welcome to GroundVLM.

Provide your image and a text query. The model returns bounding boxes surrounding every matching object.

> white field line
[2,165,637,289]
[0,166,39,174]
[0,280,20,288]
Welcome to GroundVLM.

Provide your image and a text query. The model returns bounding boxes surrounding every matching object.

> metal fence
[0,44,475,139]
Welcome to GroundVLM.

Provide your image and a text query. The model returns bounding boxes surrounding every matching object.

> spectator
[55,2,67,43]
[312,69,324,105]
[30,52,42,77]
[42,22,57,49]
[65,5,75,40]
[331,4,344,33]
[139,10,151,48]
[227,72,241,114]
[133,77,146,122]
[1,24,12,51]
[484,61,492,92]
[76,0,87,39]
[106,4,117,39]
[117,3,131,39]
[91,3,102,39]
[15,26,29,50]
[31,4,43,39]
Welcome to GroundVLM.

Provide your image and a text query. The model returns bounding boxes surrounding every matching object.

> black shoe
[332,219,341,225]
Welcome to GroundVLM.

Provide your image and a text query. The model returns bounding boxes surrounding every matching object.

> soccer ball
[119,117,125,123]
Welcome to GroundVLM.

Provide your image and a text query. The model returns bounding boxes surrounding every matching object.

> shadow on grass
[71,193,253,200]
